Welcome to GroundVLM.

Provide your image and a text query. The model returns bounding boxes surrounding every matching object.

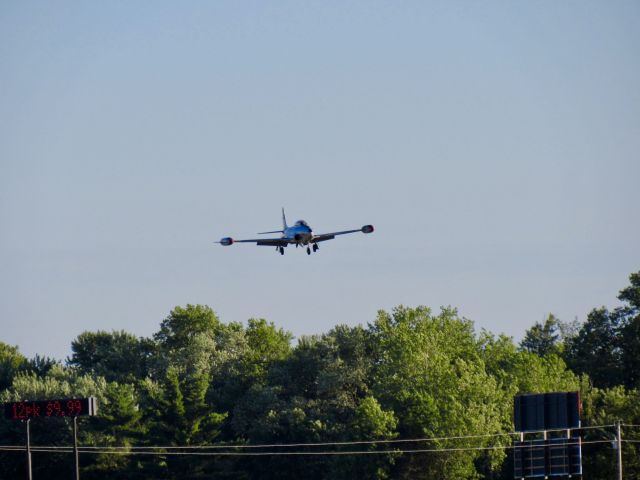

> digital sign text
[3,397,97,420]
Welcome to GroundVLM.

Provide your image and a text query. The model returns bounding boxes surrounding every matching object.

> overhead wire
[77,432,517,450]
[0,425,624,457]
[0,439,612,456]
[8,423,614,452]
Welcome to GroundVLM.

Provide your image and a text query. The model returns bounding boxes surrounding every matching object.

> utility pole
[616,421,623,480]
[25,419,32,480]
[73,416,80,480]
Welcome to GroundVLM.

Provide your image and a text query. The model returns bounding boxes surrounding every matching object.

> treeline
[0,272,639,479]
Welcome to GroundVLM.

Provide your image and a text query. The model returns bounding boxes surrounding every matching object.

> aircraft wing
[229,238,292,247]
[312,225,374,243]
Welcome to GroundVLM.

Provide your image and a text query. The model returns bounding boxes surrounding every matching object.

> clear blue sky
[1,1,639,360]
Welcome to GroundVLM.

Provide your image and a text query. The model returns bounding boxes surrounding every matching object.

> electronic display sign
[514,391,580,432]
[3,397,97,420]
[514,437,582,478]
[548,437,582,476]
[513,391,582,479]
[514,439,546,478]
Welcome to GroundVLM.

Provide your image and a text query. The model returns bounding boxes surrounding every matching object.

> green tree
[27,353,60,377]
[618,272,640,388]
[369,306,505,479]
[69,330,154,383]
[620,316,640,389]
[479,330,579,425]
[207,318,293,435]
[154,304,221,354]
[580,385,640,479]
[143,305,228,479]
[565,271,640,388]
[618,271,640,308]
[564,307,623,387]
[230,325,396,480]
[0,342,27,391]
[520,314,562,356]
[244,318,292,380]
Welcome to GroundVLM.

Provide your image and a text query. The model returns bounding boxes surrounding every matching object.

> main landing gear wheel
[306,247,311,255]
[279,246,285,255]
[312,243,319,252]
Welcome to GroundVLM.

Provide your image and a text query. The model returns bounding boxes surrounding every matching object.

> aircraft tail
[257,208,288,234]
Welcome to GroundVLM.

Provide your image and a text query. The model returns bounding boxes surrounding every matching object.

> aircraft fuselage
[283,221,313,246]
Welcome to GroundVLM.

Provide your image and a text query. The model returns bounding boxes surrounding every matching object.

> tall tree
[154,304,221,354]
[580,385,640,479]
[230,325,396,480]
[369,306,505,479]
[618,272,640,388]
[69,330,154,383]
[565,271,640,388]
[564,307,622,387]
[143,305,228,479]
[244,318,293,380]
[520,314,562,356]
[0,342,27,391]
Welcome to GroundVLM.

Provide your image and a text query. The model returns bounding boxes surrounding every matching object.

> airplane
[216,209,374,255]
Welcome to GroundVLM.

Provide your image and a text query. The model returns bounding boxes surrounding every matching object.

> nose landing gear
[306,247,311,255]
[312,243,319,252]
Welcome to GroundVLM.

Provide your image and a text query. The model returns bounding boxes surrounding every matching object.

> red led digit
[46,401,54,417]
[75,400,82,415]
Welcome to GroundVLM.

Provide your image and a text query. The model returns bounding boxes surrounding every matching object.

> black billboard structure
[513,391,582,478]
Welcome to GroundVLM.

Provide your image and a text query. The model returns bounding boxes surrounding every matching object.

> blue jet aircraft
[217,209,374,255]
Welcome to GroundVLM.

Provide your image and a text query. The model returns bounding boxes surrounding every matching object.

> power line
[3,423,613,453]
[77,432,518,450]
[0,439,617,457]
[0,423,628,461]
[58,439,619,456]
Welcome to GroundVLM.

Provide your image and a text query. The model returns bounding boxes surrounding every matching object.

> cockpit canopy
[294,220,309,227]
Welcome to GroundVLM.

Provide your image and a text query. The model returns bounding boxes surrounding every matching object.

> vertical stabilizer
[282,208,288,230]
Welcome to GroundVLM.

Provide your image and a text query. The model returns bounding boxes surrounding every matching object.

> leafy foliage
[69,330,153,383]
[520,314,563,356]
[0,342,27,391]
[564,271,640,389]
[0,271,638,479]
[580,385,640,479]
